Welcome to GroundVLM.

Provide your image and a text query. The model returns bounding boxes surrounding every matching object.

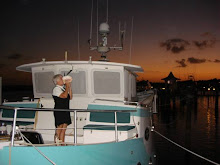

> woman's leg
[60,123,68,143]
[56,124,63,140]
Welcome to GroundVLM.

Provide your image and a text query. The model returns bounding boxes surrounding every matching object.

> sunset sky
[0,0,220,85]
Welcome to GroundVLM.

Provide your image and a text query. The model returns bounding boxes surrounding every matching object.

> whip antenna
[124,22,126,42]
[89,0,93,46]
[106,0,108,23]
[119,21,121,41]
[129,16,134,64]
[96,0,99,46]
[77,19,80,60]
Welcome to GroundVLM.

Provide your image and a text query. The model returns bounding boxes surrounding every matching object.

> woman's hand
[66,82,73,100]
[65,82,71,88]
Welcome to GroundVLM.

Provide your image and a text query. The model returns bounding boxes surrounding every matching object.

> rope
[153,129,220,165]
[18,130,56,165]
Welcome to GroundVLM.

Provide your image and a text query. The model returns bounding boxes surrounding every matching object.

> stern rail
[0,105,136,146]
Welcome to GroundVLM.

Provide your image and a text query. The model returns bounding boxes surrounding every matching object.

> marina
[0,0,220,164]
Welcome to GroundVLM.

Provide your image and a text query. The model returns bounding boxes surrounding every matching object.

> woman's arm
[59,84,70,98]
[69,84,73,100]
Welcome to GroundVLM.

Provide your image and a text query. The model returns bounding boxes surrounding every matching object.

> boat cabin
[16,60,143,104]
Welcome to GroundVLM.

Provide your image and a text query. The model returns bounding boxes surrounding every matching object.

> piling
[0,77,2,105]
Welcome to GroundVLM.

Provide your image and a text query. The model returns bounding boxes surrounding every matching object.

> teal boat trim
[83,124,135,131]
[88,104,152,122]
[1,103,39,119]
[0,138,151,165]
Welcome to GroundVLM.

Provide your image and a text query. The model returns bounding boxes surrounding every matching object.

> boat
[0,8,157,165]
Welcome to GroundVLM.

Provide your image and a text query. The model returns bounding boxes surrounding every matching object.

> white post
[114,112,118,142]
[11,109,18,146]
[74,111,77,145]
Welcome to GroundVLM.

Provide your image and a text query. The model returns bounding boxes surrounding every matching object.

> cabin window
[34,72,54,93]
[93,71,120,94]
[61,71,86,94]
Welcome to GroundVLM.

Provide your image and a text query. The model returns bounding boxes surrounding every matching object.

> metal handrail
[93,98,140,106]
[0,105,136,146]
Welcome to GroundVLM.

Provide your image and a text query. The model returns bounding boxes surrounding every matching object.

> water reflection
[153,95,220,165]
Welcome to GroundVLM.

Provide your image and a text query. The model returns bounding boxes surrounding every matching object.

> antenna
[96,0,99,46]
[129,16,134,64]
[119,22,126,48]
[77,19,80,60]
[119,21,121,41]
[106,0,108,23]
[89,0,93,46]
[124,22,126,42]
[65,51,68,63]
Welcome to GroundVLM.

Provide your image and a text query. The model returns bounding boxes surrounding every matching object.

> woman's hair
[53,74,62,84]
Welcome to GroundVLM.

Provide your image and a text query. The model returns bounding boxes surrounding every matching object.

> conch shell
[62,75,72,83]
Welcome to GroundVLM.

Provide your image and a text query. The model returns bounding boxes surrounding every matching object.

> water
[2,86,33,102]
[153,95,220,165]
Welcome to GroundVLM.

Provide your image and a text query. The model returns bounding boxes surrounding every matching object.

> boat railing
[0,105,136,146]
[93,98,140,106]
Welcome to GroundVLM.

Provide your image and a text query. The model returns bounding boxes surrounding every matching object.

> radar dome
[99,22,110,34]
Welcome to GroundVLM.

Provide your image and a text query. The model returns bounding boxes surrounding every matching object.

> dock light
[203,87,205,89]
[213,88,215,91]
[162,88,165,90]
[208,88,210,91]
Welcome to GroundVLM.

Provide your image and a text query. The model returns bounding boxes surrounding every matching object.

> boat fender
[145,127,150,141]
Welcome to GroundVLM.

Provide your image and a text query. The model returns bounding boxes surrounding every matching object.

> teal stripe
[1,103,38,118]
[88,104,135,111]
[88,104,152,118]
[0,138,151,165]
[83,124,135,131]
[132,108,152,117]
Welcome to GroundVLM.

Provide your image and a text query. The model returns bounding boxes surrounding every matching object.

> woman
[52,74,72,145]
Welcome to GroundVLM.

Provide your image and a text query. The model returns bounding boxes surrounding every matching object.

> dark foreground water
[153,95,220,165]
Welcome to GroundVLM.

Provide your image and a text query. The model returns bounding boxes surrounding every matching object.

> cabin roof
[16,61,144,73]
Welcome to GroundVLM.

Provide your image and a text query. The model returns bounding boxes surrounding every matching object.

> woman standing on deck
[52,74,72,144]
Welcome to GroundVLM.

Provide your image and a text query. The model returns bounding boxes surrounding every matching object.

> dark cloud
[193,40,216,49]
[176,59,187,67]
[193,32,216,49]
[8,54,23,59]
[160,38,190,54]
[213,59,220,63]
[187,57,206,64]
[175,57,219,67]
